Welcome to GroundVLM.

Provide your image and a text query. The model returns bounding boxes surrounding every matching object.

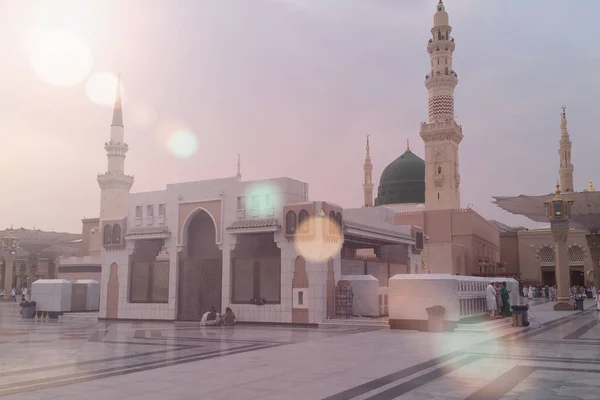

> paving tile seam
[0,343,277,396]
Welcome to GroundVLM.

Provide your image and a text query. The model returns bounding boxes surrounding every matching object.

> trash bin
[425,305,446,332]
[574,298,584,311]
[511,304,529,327]
[19,301,36,319]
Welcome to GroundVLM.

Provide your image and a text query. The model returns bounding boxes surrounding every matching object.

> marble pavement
[0,299,599,399]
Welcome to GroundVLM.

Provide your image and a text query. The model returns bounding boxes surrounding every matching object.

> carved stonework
[455,172,460,188]
[551,229,569,244]
[434,174,444,188]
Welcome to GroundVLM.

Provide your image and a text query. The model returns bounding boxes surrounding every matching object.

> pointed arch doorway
[178,209,222,321]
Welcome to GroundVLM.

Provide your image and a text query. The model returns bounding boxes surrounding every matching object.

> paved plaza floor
[0,300,599,399]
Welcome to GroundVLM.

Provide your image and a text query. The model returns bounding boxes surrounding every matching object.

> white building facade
[96,84,420,324]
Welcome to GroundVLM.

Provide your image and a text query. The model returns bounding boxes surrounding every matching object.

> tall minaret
[558,106,574,193]
[97,75,134,221]
[420,0,463,210]
[363,135,374,207]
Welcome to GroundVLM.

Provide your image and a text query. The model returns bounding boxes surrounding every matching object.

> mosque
[362,0,501,277]
[7,1,585,321]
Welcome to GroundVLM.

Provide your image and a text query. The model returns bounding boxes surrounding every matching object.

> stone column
[1,255,15,301]
[585,233,600,291]
[552,223,572,310]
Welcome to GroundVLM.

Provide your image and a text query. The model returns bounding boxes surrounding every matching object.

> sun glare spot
[167,129,198,159]
[294,216,342,262]
[131,104,158,131]
[85,72,122,106]
[26,29,93,87]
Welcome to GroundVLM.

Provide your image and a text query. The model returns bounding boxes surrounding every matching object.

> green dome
[374,150,425,206]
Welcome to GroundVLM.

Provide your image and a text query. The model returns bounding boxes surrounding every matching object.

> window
[335,212,343,230]
[438,193,440,200]
[285,211,297,234]
[251,195,260,209]
[147,205,154,217]
[158,204,166,217]
[438,166,442,174]
[329,211,336,234]
[135,206,142,218]
[445,67,449,75]
[298,291,304,306]
[231,258,281,303]
[129,261,169,303]
[112,224,121,244]
[265,194,273,207]
[298,210,309,233]
[103,225,112,245]
[237,196,245,210]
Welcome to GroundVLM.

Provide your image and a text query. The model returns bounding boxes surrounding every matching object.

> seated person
[220,307,236,326]
[206,307,218,326]
[199,306,219,326]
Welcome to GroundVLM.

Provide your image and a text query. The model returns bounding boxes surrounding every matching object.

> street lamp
[1,229,18,301]
[543,181,574,310]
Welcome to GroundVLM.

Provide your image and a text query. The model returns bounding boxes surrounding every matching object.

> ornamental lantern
[544,181,574,221]
[2,230,18,255]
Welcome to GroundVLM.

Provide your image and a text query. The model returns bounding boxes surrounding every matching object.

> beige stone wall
[517,228,592,285]
[499,232,520,275]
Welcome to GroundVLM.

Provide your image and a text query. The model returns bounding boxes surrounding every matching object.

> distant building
[0,228,80,289]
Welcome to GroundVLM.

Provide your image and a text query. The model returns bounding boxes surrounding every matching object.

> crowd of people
[0,287,30,302]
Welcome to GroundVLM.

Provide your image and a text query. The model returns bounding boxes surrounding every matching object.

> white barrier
[388,274,519,331]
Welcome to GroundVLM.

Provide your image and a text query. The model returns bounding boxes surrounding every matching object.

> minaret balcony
[104,142,129,157]
[425,73,458,90]
[427,39,455,53]
[97,172,134,190]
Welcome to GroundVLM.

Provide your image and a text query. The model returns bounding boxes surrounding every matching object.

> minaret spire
[558,105,574,192]
[98,75,134,219]
[236,154,241,179]
[406,138,410,152]
[111,73,123,128]
[363,135,374,207]
[420,0,462,210]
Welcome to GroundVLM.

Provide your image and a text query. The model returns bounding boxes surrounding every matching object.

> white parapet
[388,274,519,331]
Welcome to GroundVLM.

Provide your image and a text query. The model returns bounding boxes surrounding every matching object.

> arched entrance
[178,209,222,321]
[568,246,585,286]
[539,246,556,286]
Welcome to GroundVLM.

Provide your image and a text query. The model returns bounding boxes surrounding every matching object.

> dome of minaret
[434,1,449,27]
[374,143,425,206]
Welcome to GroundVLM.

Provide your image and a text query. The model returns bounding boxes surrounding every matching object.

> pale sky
[0,0,599,234]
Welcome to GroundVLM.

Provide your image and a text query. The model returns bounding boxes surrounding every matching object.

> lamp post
[1,230,18,301]
[543,182,574,310]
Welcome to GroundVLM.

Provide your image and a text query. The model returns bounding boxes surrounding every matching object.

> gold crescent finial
[589,179,595,192]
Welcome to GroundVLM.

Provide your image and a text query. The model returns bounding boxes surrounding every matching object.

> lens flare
[26,29,93,87]
[130,104,158,131]
[167,129,198,159]
[243,182,282,217]
[85,71,122,106]
[294,216,343,262]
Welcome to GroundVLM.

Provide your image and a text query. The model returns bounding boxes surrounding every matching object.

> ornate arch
[180,207,219,248]
[568,245,585,266]
[537,246,556,266]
